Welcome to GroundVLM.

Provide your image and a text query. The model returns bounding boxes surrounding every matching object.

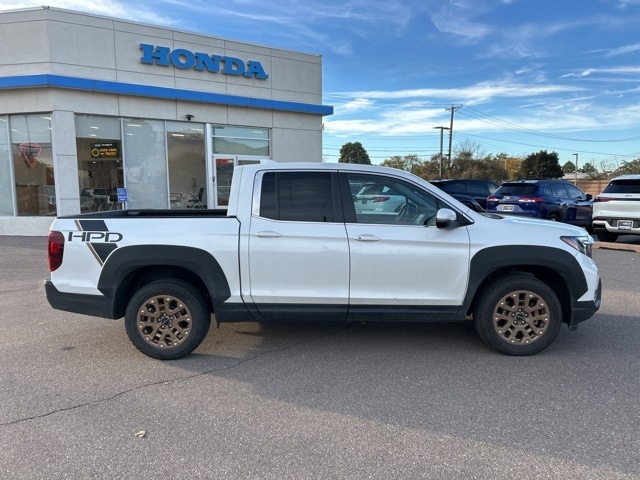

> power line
[460,106,640,143]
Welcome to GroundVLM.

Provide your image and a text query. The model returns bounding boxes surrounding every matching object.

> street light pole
[433,126,450,179]
[573,153,579,185]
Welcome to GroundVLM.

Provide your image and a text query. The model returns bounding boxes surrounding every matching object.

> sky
[3,0,640,171]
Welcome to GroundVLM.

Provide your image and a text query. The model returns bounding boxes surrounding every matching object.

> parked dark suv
[431,179,499,211]
[486,179,593,228]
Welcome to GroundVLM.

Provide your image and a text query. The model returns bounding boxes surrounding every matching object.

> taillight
[48,231,65,272]
[518,197,544,203]
[594,196,614,203]
[487,196,498,202]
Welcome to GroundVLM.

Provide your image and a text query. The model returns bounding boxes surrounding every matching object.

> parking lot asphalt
[1,235,639,480]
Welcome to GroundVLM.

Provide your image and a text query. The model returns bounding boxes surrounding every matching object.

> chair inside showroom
[187,187,205,209]
[43,185,56,206]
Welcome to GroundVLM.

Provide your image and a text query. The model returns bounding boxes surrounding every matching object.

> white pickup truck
[46,162,601,359]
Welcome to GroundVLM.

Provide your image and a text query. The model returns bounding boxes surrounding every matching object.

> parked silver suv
[592,174,640,242]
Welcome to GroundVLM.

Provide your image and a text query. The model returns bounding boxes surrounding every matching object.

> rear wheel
[125,279,211,360]
[474,274,562,355]
[595,230,618,243]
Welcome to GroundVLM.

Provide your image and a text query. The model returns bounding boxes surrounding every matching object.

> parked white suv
[592,174,640,242]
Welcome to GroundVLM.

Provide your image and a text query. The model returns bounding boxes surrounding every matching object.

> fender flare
[97,245,231,316]
[462,245,587,313]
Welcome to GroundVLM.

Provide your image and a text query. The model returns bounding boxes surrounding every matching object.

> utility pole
[573,153,579,185]
[445,105,462,167]
[433,126,450,179]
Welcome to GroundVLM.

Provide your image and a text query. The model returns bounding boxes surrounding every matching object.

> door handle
[353,234,381,242]
[254,231,283,238]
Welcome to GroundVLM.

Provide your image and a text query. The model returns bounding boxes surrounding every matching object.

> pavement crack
[0,323,353,428]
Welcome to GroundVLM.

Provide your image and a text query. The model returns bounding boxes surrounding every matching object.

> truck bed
[59,209,231,219]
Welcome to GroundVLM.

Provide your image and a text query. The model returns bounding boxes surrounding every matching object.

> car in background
[592,174,640,242]
[486,179,593,229]
[431,179,499,210]
[353,183,406,214]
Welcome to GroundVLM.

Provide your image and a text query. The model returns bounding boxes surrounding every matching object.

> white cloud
[0,0,176,26]
[339,81,582,106]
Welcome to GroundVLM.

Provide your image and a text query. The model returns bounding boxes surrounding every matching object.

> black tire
[595,230,618,243]
[125,279,211,360]
[473,274,562,356]
[547,212,560,221]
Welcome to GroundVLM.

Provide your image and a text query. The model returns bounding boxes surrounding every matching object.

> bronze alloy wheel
[125,279,211,360]
[473,274,562,355]
[136,294,192,350]
[492,289,549,345]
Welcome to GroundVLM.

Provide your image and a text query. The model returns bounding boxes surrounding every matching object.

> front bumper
[568,278,602,329]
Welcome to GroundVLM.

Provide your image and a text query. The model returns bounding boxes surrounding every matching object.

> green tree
[562,161,576,174]
[580,162,597,174]
[339,142,371,164]
[380,154,423,175]
[613,158,640,176]
[518,150,563,179]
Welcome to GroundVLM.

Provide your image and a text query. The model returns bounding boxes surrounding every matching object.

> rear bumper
[593,218,640,235]
[45,280,118,319]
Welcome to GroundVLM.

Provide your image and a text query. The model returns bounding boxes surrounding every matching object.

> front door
[343,172,471,317]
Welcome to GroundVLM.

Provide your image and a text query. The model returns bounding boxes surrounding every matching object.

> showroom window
[212,125,269,156]
[0,116,13,216]
[75,115,123,212]
[9,114,54,216]
[167,121,205,209]
[123,118,169,210]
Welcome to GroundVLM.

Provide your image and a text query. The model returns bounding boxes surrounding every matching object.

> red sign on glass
[19,142,41,168]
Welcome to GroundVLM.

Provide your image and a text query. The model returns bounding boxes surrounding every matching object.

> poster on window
[216,158,234,171]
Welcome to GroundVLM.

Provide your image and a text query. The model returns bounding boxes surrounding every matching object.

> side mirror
[436,208,458,229]
[586,193,593,201]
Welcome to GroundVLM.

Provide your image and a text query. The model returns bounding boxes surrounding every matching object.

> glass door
[211,156,266,209]
[212,156,235,208]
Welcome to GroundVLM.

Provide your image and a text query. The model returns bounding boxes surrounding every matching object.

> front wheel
[125,279,211,360]
[473,274,562,355]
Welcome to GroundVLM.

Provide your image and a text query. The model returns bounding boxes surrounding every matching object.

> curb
[593,241,640,252]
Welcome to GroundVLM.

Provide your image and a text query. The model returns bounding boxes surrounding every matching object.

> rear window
[603,179,640,194]
[495,184,539,196]
[260,171,335,222]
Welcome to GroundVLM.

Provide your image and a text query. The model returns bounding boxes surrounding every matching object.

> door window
[565,184,586,199]
[346,173,443,226]
[260,171,335,222]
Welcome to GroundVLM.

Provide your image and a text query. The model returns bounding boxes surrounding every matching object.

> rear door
[245,170,350,320]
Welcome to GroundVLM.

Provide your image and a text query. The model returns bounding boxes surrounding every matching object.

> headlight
[561,235,594,258]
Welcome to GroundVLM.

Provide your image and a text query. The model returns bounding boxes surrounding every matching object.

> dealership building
[0,7,332,235]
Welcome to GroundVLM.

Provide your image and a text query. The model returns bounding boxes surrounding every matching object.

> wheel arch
[98,245,232,319]
[463,246,586,326]
[546,210,562,221]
